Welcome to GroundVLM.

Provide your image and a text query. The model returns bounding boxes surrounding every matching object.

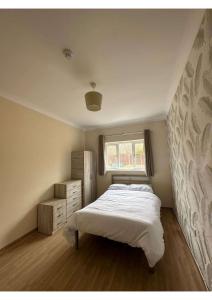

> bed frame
[74,174,155,272]
[112,174,151,185]
[74,228,155,273]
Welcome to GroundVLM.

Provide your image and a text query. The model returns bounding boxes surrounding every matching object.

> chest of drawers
[38,199,66,235]
[54,180,81,199]
[54,180,82,220]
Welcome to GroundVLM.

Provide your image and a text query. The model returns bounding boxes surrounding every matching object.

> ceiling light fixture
[85,82,102,112]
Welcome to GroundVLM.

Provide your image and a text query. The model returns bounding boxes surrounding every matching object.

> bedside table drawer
[67,206,74,218]
[67,196,81,206]
[72,202,81,212]
[72,195,81,204]
[54,209,66,219]
[38,198,66,235]
[53,217,66,231]
[66,188,81,199]
[71,200,81,212]
[67,200,81,217]
[53,203,66,218]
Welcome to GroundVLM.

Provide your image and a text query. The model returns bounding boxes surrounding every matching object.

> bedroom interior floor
[0,208,206,291]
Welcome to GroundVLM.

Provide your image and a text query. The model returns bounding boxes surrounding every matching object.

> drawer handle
[57,221,63,226]
[57,206,62,210]
[57,213,63,218]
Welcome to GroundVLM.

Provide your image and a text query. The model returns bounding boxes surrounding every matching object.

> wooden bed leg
[75,230,79,250]
[149,266,156,274]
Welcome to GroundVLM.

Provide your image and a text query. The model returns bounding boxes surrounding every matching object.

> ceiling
[0,9,204,129]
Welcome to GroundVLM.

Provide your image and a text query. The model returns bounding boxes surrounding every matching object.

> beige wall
[85,120,173,208]
[0,96,84,249]
[167,10,212,290]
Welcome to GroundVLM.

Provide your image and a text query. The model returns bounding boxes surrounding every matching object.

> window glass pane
[135,142,145,169]
[106,144,118,169]
[105,139,145,171]
[119,143,133,169]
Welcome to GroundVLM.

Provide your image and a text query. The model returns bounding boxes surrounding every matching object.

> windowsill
[105,169,146,175]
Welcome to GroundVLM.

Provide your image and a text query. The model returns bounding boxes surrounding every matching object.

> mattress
[64,186,165,267]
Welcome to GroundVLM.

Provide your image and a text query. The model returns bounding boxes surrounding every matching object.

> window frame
[105,139,146,172]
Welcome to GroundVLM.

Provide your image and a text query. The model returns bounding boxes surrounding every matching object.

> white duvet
[64,189,165,267]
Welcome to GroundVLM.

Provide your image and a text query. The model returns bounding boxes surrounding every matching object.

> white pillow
[108,184,129,190]
[129,184,153,193]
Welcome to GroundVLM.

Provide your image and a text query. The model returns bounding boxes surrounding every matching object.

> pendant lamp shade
[85,82,102,111]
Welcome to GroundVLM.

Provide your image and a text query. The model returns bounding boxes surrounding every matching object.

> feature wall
[167,10,212,290]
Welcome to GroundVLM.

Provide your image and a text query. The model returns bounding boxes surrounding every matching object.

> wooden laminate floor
[0,208,206,291]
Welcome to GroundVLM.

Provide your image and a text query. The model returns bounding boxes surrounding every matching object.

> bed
[64,175,165,269]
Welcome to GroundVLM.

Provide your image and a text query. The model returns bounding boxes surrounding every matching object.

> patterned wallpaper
[167,10,212,290]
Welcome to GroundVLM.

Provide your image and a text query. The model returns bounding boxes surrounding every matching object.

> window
[105,139,145,171]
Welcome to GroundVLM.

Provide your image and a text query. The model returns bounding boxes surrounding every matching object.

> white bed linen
[64,189,165,267]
